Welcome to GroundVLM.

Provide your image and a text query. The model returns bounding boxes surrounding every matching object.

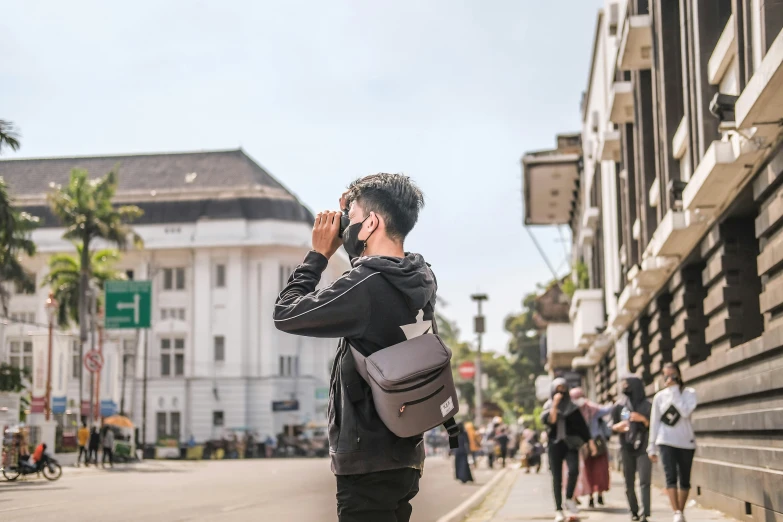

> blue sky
[2,0,603,353]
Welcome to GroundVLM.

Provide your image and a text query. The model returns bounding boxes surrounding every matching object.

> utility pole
[88,288,97,426]
[471,293,488,427]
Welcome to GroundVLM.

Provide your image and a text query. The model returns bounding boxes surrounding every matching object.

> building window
[156,411,182,442]
[214,336,225,362]
[213,411,224,427]
[9,312,35,324]
[126,270,135,280]
[156,412,167,441]
[122,339,136,378]
[9,341,33,374]
[215,264,226,288]
[170,411,181,441]
[161,338,185,377]
[163,268,186,291]
[161,308,185,321]
[72,341,81,379]
[278,355,299,377]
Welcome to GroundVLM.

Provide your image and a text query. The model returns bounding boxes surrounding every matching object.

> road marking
[435,468,510,522]
[221,502,257,512]
[0,502,67,513]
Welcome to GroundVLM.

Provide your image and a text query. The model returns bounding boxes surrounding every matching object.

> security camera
[709,93,739,122]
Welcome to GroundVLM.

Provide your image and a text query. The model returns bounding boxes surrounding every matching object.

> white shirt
[647,386,698,456]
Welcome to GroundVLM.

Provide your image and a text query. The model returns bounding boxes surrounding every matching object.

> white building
[0,149,349,446]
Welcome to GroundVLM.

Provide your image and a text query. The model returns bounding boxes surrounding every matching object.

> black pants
[549,441,579,511]
[102,448,113,467]
[659,445,695,489]
[499,443,508,467]
[622,448,652,517]
[77,446,89,465]
[336,467,420,522]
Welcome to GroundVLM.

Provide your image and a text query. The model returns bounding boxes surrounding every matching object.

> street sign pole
[471,294,488,427]
[104,278,152,455]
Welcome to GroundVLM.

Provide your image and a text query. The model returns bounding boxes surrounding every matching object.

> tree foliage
[0,363,28,393]
[47,168,142,342]
[0,120,38,314]
[41,247,125,327]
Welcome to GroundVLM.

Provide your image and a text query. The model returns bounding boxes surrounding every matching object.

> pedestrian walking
[77,420,90,467]
[88,426,100,465]
[495,425,509,468]
[570,387,613,508]
[541,378,594,522]
[274,174,433,522]
[648,363,698,522]
[453,423,474,484]
[463,421,480,467]
[612,375,653,522]
[521,429,543,474]
[101,426,114,468]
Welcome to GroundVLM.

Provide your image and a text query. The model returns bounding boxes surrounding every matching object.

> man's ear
[368,211,381,231]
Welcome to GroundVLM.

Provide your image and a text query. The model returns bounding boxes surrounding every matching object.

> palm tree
[0,119,21,154]
[48,168,143,342]
[48,168,142,420]
[0,119,38,314]
[41,247,125,328]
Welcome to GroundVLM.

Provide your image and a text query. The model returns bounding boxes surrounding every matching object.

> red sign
[30,397,46,414]
[458,361,476,380]
[84,350,104,373]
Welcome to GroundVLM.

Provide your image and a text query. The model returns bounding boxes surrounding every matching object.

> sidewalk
[465,467,733,522]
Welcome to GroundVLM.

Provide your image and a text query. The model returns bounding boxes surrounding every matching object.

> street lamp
[44,292,59,422]
[471,293,488,427]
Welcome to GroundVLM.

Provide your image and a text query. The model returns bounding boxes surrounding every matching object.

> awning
[522,152,580,225]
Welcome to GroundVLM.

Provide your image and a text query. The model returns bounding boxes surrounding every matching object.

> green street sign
[104,280,152,329]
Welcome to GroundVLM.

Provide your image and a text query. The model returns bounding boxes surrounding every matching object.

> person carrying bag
[541,378,594,522]
[648,363,698,522]
[612,375,653,522]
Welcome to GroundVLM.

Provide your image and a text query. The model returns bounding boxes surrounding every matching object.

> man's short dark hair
[346,174,425,241]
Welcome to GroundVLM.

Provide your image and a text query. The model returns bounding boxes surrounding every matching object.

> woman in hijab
[453,422,474,484]
[570,387,613,507]
[541,378,593,521]
[612,375,653,522]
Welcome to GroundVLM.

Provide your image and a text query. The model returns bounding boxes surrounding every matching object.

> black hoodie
[274,250,438,475]
[612,376,652,453]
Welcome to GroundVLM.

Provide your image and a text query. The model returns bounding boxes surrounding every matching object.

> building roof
[0,149,314,226]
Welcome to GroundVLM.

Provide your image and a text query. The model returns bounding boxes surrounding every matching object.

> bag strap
[343,299,438,404]
[443,417,460,450]
[341,339,366,404]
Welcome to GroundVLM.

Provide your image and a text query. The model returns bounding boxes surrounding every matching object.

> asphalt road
[0,456,497,522]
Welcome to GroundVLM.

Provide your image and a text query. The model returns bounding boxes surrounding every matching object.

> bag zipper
[375,370,442,394]
[398,385,445,416]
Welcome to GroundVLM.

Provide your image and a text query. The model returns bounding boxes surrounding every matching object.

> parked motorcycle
[2,455,62,481]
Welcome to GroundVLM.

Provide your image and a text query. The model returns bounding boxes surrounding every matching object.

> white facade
[1,216,349,444]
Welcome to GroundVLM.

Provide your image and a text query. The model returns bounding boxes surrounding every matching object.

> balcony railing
[617,14,652,71]
[569,289,604,351]
[608,81,634,124]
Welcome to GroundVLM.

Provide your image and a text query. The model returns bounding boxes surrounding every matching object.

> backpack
[347,332,461,449]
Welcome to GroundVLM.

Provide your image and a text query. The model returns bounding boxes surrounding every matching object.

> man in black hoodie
[612,375,653,522]
[274,174,434,522]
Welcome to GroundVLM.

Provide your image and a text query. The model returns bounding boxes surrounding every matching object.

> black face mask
[342,214,374,259]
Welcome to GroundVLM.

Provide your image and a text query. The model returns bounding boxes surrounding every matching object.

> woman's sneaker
[564,499,580,514]
[555,510,566,522]
[674,511,685,522]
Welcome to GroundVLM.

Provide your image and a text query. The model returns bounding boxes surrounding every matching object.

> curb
[435,467,509,522]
